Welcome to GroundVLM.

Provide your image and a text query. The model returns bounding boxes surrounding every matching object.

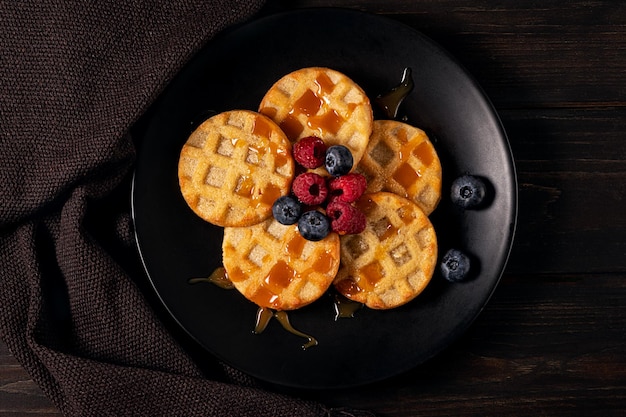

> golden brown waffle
[178,110,294,227]
[258,67,373,168]
[355,120,442,215]
[334,192,437,309]
[222,217,341,310]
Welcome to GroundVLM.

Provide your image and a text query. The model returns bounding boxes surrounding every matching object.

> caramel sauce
[264,260,296,293]
[286,233,306,257]
[235,170,282,209]
[392,137,434,195]
[413,141,434,166]
[279,74,346,140]
[254,307,318,350]
[397,203,416,224]
[393,162,420,191]
[231,131,289,209]
[333,293,363,320]
[256,183,281,207]
[375,67,414,119]
[314,73,336,95]
[355,195,378,216]
[235,175,255,197]
[279,114,304,139]
[231,137,247,150]
[188,267,234,289]
[336,271,378,300]
[360,261,384,289]
[231,121,291,209]
[250,286,280,308]
[307,109,343,135]
[254,307,274,333]
[227,265,246,283]
[396,125,409,144]
[190,269,320,349]
[239,235,338,311]
[335,278,363,297]
[311,251,334,274]
[379,222,399,241]
[294,89,323,116]
[274,311,318,349]
[258,106,277,119]
[252,116,273,138]
[272,146,290,168]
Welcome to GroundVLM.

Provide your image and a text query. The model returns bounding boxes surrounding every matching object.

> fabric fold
[0,0,375,415]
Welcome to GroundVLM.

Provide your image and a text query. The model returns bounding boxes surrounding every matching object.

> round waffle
[178,110,294,227]
[258,67,373,168]
[355,120,442,215]
[223,217,341,310]
[334,192,437,310]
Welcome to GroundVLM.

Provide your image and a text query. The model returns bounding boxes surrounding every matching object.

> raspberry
[293,136,327,169]
[326,200,366,235]
[292,172,328,205]
[328,173,367,203]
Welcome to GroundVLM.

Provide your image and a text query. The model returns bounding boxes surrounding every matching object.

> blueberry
[450,175,486,209]
[272,195,302,225]
[440,249,471,282]
[297,210,330,241]
[325,145,353,177]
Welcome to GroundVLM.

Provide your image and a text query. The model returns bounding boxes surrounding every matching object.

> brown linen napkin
[0,1,375,416]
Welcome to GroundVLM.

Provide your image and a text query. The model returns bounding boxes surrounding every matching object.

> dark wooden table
[2,1,624,416]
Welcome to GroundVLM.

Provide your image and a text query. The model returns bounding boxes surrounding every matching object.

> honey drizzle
[360,261,385,289]
[253,306,274,333]
[229,120,290,209]
[280,72,348,140]
[375,67,414,119]
[333,293,363,320]
[191,269,320,349]
[254,307,318,350]
[335,278,363,297]
[393,134,437,197]
[188,267,234,289]
[252,116,274,138]
[307,109,343,136]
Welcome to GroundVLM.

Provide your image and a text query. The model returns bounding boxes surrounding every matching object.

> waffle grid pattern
[334,192,437,309]
[259,67,373,167]
[356,120,442,215]
[223,218,340,310]
[178,110,294,227]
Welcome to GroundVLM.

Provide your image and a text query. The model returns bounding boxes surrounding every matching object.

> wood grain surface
[2,1,624,416]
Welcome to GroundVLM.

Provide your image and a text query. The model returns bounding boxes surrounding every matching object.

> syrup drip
[188,267,234,289]
[254,307,318,350]
[375,67,414,119]
[253,306,274,333]
[191,270,319,349]
[333,293,363,320]
[276,73,349,141]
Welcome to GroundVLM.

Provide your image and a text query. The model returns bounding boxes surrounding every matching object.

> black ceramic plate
[132,8,517,389]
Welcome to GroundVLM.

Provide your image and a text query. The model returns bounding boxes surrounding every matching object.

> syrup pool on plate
[375,67,414,119]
